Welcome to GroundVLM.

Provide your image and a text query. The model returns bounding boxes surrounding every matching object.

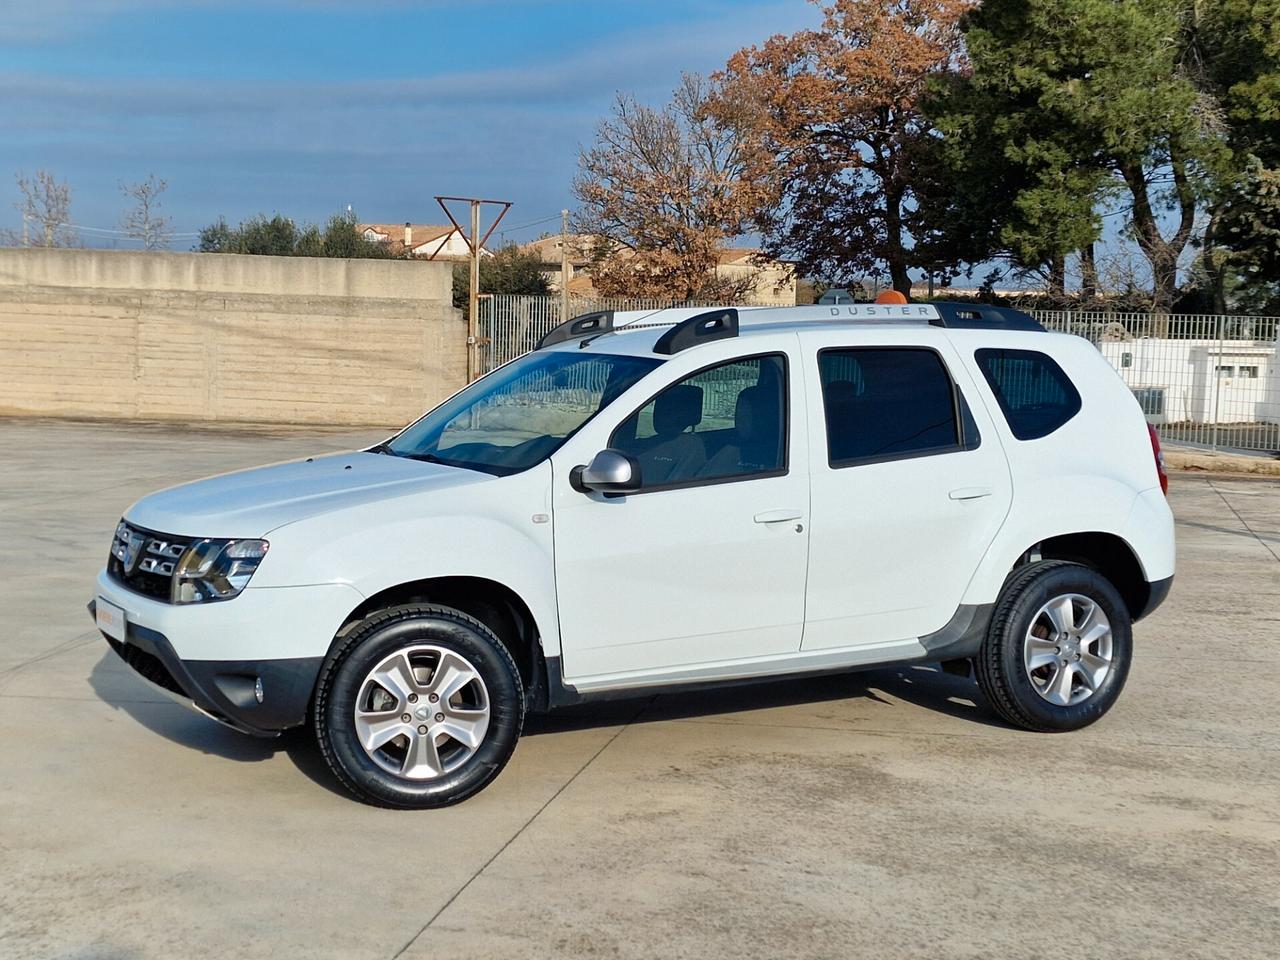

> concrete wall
[0,248,465,426]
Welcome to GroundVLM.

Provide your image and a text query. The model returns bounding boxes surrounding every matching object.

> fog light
[254,677,264,704]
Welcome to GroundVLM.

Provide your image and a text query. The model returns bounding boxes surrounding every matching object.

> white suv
[91,302,1175,808]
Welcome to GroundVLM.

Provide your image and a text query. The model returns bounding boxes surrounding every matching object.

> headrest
[653,384,704,436]
[825,379,860,403]
[735,385,779,442]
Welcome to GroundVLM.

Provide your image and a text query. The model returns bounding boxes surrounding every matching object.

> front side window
[975,348,1082,441]
[820,348,962,465]
[610,354,787,489]
[388,351,662,475]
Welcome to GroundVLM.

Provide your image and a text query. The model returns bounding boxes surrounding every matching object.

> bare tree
[572,73,768,301]
[120,174,173,250]
[14,170,74,247]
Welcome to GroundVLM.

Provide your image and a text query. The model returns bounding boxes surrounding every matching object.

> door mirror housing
[572,449,642,494]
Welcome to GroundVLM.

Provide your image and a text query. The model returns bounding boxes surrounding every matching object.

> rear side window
[819,348,961,465]
[975,348,1081,440]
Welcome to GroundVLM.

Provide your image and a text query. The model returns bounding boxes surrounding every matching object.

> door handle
[949,487,994,501]
[754,508,804,524]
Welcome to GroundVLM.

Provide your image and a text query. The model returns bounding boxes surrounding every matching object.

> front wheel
[976,561,1132,732]
[314,604,524,808]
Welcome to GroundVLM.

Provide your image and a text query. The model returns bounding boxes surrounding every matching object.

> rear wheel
[976,561,1132,732]
[314,604,523,808]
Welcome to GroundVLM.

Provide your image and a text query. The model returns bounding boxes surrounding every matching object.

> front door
[552,346,810,682]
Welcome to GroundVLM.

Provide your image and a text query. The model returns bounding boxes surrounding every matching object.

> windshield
[385,350,663,476]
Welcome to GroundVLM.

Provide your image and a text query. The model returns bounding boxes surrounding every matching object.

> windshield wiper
[402,451,450,465]
[366,443,457,469]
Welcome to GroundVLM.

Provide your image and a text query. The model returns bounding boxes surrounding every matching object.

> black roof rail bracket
[653,308,740,355]
[929,301,1044,332]
[536,310,616,350]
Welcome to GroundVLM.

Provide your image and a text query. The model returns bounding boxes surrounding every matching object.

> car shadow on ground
[523,663,1007,736]
[88,651,1007,798]
[86,651,350,798]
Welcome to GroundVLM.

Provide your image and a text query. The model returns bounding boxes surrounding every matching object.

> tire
[976,561,1132,732]
[314,604,524,808]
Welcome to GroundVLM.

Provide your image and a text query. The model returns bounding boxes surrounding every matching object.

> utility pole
[469,201,481,379]
[560,209,570,323]
[435,196,512,381]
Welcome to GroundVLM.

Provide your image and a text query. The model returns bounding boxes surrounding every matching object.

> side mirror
[571,449,642,494]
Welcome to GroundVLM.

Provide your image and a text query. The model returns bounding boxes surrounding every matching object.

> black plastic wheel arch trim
[917,603,994,660]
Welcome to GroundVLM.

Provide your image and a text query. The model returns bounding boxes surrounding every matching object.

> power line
[66,222,199,238]
[499,212,562,233]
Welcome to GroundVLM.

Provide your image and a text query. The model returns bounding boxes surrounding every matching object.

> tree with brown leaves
[572,73,769,301]
[712,0,976,295]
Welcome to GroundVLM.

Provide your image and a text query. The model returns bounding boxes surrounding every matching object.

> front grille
[105,636,188,698]
[107,521,191,603]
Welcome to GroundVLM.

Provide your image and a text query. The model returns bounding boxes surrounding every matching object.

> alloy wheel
[1022,593,1114,707]
[353,644,490,780]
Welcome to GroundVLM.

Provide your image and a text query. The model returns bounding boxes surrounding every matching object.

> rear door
[800,329,1013,650]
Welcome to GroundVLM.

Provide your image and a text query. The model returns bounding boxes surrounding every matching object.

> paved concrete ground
[1,418,1277,960]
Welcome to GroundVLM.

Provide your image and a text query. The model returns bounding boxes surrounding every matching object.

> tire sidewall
[319,610,523,808]
[998,565,1132,731]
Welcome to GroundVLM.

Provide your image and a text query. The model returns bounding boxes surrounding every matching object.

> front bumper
[90,599,322,736]
[90,570,362,736]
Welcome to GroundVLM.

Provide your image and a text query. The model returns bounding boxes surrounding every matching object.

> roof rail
[535,310,615,350]
[653,308,739,355]
[536,300,1042,355]
[928,301,1044,331]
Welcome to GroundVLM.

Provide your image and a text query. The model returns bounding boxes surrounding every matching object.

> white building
[1098,337,1277,425]
[359,223,482,262]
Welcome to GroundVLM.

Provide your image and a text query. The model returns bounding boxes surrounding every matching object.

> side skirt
[538,604,994,710]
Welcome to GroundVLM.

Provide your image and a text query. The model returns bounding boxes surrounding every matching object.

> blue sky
[0,1,822,248]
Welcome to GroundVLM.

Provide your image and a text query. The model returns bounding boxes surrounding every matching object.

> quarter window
[819,348,962,465]
[975,348,1082,441]
[610,354,787,489]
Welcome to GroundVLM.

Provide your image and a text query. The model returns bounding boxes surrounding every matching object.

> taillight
[1147,424,1169,495]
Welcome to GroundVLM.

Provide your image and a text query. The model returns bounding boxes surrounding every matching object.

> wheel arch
[332,576,549,706]
[1026,532,1151,621]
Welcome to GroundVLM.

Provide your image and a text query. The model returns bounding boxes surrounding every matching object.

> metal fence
[477,295,777,371]
[1033,311,1279,453]
[478,296,1280,454]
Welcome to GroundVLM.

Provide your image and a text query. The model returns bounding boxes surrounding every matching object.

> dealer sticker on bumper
[95,597,127,642]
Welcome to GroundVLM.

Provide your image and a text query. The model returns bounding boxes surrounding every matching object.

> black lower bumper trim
[89,600,322,736]
[1133,575,1174,621]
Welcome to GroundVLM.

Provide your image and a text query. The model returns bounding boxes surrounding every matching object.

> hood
[125,452,487,538]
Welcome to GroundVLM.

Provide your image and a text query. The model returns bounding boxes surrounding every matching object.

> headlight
[172,538,269,604]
